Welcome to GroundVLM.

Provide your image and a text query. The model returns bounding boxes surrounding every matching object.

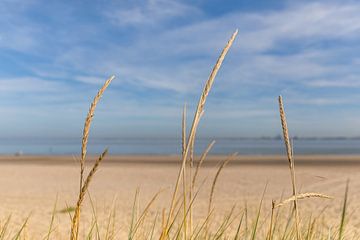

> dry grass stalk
[80,75,114,190]
[174,178,208,239]
[161,208,166,232]
[192,140,216,187]
[188,113,197,238]
[208,152,238,215]
[71,76,113,240]
[278,95,301,240]
[182,103,187,156]
[187,108,204,237]
[191,209,214,240]
[274,193,333,208]
[160,29,238,239]
[181,103,187,239]
[129,189,163,239]
[70,148,108,240]
[189,139,215,237]
[338,180,349,240]
[267,200,276,240]
[188,171,193,238]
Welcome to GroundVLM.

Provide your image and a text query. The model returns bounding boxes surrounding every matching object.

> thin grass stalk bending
[129,188,140,240]
[174,179,208,239]
[233,212,244,240]
[181,104,188,240]
[188,110,203,239]
[0,215,12,240]
[80,75,114,191]
[11,215,30,240]
[161,30,238,239]
[70,76,113,240]
[87,190,101,240]
[130,190,163,239]
[192,140,216,187]
[275,193,333,208]
[191,210,214,240]
[278,95,301,240]
[182,103,187,157]
[338,180,349,240]
[250,185,267,240]
[208,153,237,215]
[70,149,108,240]
[188,138,195,238]
[267,200,276,240]
[44,195,58,240]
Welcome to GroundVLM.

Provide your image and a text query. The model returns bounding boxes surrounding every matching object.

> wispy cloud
[105,0,200,27]
[0,77,67,93]
[46,1,360,93]
[0,0,42,51]
[2,0,360,137]
[288,97,354,106]
[306,76,360,88]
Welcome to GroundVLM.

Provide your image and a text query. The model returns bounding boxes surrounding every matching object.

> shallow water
[1,137,360,155]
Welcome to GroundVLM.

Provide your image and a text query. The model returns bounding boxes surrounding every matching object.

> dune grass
[0,30,353,239]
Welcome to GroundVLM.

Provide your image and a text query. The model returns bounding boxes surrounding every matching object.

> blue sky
[1,0,360,139]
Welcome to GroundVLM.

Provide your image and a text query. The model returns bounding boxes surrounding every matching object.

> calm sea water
[0,138,360,155]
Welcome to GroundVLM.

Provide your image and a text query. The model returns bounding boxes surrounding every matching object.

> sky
[1,0,360,139]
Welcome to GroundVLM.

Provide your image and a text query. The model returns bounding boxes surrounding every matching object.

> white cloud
[4,0,360,94]
[288,97,353,106]
[74,75,111,85]
[0,77,68,93]
[3,0,342,98]
[207,108,275,118]
[106,0,200,27]
[119,2,360,57]
[4,0,360,136]
[306,76,360,88]
[0,0,40,51]
[66,1,360,94]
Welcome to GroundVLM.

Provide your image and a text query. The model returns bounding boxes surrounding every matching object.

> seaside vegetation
[1,30,352,239]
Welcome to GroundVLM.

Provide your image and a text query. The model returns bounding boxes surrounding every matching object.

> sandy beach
[0,154,358,238]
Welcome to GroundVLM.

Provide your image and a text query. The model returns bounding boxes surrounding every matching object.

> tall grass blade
[161,30,238,239]
[0,215,12,240]
[181,103,188,240]
[192,140,216,187]
[250,184,267,240]
[233,212,244,240]
[208,153,237,215]
[278,95,301,240]
[11,215,30,240]
[44,195,58,240]
[71,148,108,240]
[130,190,163,239]
[338,180,349,240]
[71,76,113,240]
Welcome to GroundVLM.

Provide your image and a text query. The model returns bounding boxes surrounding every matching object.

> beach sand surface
[0,154,359,239]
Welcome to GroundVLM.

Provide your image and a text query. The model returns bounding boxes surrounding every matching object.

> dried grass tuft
[274,193,333,208]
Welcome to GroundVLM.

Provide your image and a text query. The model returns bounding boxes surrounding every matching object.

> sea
[0,137,360,155]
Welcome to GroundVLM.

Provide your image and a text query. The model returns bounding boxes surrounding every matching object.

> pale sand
[0,154,359,238]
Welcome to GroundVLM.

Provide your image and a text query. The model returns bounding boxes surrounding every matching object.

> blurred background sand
[0,155,358,238]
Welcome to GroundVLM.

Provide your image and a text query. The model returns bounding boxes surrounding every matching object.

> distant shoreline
[1,154,360,166]
[2,138,360,155]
